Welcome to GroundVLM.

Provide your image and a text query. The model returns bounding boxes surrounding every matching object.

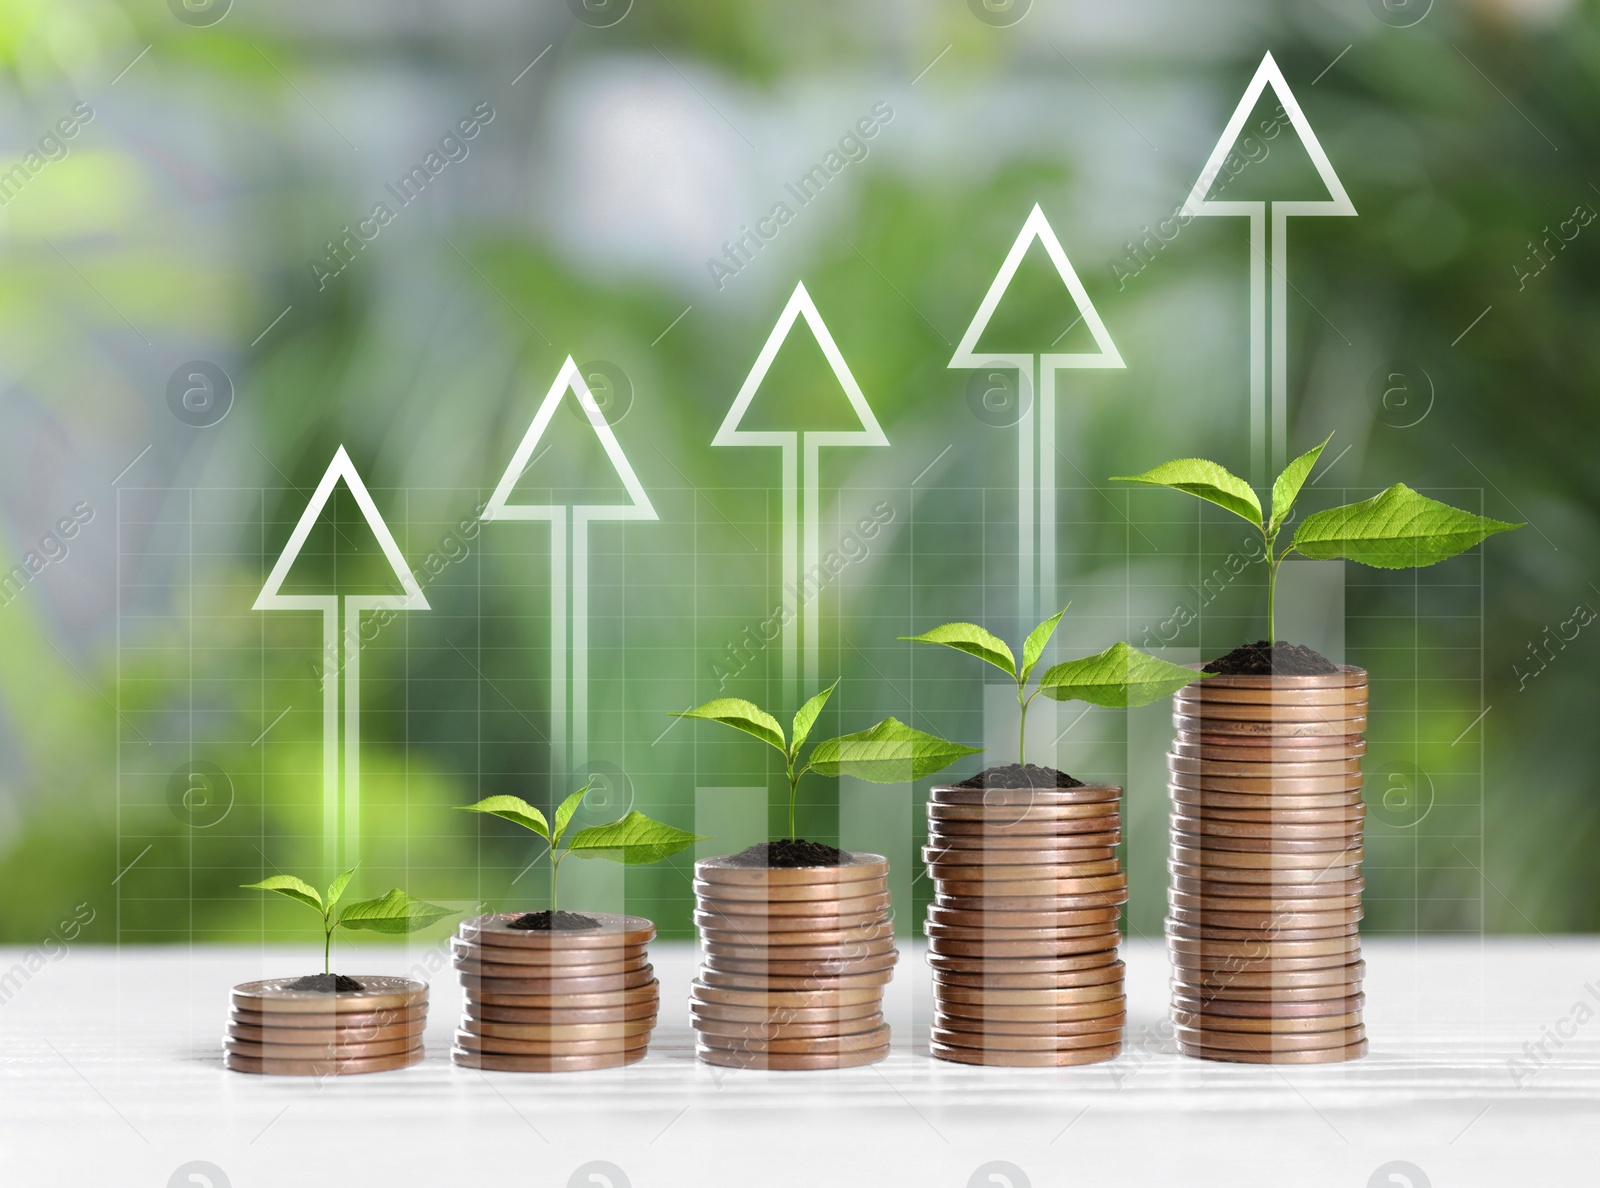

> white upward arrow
[254,446,428,875]
[483,356,657,773]
[950,204,1123,624]
[715,280,888,702]
[1181,50,1355,482]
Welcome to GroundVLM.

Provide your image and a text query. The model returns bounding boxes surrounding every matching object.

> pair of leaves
[674,679,840,763]
[899,607,1066,684]
[460,791,703,867]
[1110,435,1333,534]
[242,872,456,935]
[462,782,591,848]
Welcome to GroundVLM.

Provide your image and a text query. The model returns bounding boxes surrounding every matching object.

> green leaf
[457,795,549,839]
[1291,484,1522,569]
[566,811,708,865]
[324,868,356,913]
[1021,608,1067,682]
[790,681,836,760]
[552,783,590,848]
[1111,458,1263,527]
[807,718,982,784]
[672,698,786,754]
[1038,641,1205,708]
[241,875,322,913]
[1269,433,1333,534]
[899,622,1016,679]
[335,889,457,935]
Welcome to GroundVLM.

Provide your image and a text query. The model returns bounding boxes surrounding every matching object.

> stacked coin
[226,976,427,1075]
[691,852,895,1069]
[1168,667,1369,1063]
[923,782,1127,1066]
[450,913,659,1072]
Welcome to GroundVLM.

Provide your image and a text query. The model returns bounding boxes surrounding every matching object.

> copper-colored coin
[697,922,896,948]
[461,967,656,995]
[224,1035,419,1060]
[1178,1039,1367,1064]
[1169,863,1361,888]
[933,890,1129,913]
[467,980,660,1009]
[927,861,1123,884]
[461,1018,656,1042]
[458,913,656,950]
[1176,676,1367,702]
[1174,1023,1365,1051]
[1169,872,1365,898]
[927,817,1118,837]
[1170,981,1363,1005]
[934,982,1123,1006]
[1170,845,1362,870]
[936,872,1126,894]
[452,1047,645,1072]
[1168,889,1360,912]
[926,919,1120,941]
[924,831,1121,852]
[1168,904,1362,928]
[1166,919,1359,941]
[454,956,650,980]
[1171,831,1360,856]
[704,937,897,962]
[930,1025,1119,1051]
[694,908,888,934]
[1172,697,1368,722]
[702,953,898,979]
[1171,951,1358,974]
[226,1048,423,1076]
[696,889,893,918]
[229,1005,425,1031]
[929,783,1122,806]
[1170,756,1360,778]
[689,980,886,1006]
[1170,815,1362,839]
[928,851,1122,872]
[1172,713,1365,737]
[228,1019,425,1045]
[1172,992,1364,1017]
[464,1001,657,1025]
[1169,784,1363,807]
[1168,935,1361,958]
[930,1041,1120,1067]
[690,877,887,904]
[1172,1009,1362,1034]
[936,998,1125,1023]
[451,939,649,967]
[934,1010,1127,1037]
[934,967,1122,991]
[926,905,1122,930]
[928,803,1120,824]
[693,1014,885,1041]
[231,976,427,1014]
[697,1022,891,1056]
[697,966,894,992]
[454,1029,649,1057]
[1170,798,1366,824]
[695,852,887,887]
[690,1000,880,1024]
[1171,738,1366,766]
[927,951,1118,975]
[1172,961,1365,990]
[696,1043,887,1070]
[929,935,1120,960]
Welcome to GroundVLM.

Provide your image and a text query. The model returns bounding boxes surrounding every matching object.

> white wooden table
[1,939,1594,1187]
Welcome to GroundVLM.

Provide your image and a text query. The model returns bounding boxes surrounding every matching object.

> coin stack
[450,913,660,1072]
[691,852,895,1069]
[225,976,427,1075]
[1168,667,1368,1063]
[924,781,1127,1066]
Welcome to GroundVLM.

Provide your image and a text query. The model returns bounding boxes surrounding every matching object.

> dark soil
[509,910,601,931]
[288,973,364,993]
[953,763,1084,789]
[1203,640,1339,676]
[723,840,846,868]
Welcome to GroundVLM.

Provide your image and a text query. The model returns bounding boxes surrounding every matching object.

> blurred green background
[0,0,1593,951]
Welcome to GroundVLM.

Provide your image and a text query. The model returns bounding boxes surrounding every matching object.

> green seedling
[674,681,981,839]
[242,870,457,975]
[1112,434,1522,643]
[459,782,704,912]
[902,608,1205,765]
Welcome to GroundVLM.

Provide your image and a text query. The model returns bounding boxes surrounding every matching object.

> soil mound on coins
[287,973,364,992]
[953,763,1083,789]
[1203,640,1339,676]
[509,909,601,930]
[724,840,846,867]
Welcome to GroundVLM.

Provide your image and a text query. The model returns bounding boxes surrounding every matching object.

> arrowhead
[714,282,889,448]
[1182,51,1356,217]
[255,446,428,611]
[483,357,657,523]
[950,205,1123,369]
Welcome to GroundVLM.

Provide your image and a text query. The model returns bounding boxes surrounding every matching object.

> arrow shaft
[1270,206,1290,481]
[571,514,588,770]
[782,441,798,703]
[1250,208,1268,485]
[1017,360,1038,626]
[1037,359,1056,619]
[802,439,821,695]
[550,509,569,775]
[342,599,361,871]
[321,607,339,878]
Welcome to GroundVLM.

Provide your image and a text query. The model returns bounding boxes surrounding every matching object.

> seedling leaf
[673,698,786,753]
[324,868,356,913]
[458,795,550,840]
[1111,458,1262,527]
[336,889,457,934]
[1269,434,1332,535]
[807,717,983,784]
[899,622,1016,678]
[553,784,590,847]
[1291,484,1522,569]
[241,875,322,912]
[790,682,836,759]
[1021,608,1067,682]
[1038,641,1204,708]
[566,811,708,865]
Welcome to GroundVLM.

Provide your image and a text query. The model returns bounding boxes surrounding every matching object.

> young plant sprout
[459,782,704,912]
[242,870,457,976]
[1112,434,1522,643]
[674,681,980,840]
[902,608,1205,765]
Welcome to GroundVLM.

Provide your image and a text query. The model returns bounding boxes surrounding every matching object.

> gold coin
[1171,1009,1362,1034]
[701,953,899,979]
[460,1018,656,1042]
[925,905,1121,930]
[696,967,894,992]
[223,1035,419,1060]
[228,1020,425,1045]
[229,1006,425,1031]
[928,783,1122,806]
[692,1014,885,1041]
[231,976,427,1014]
[454,1029,649,1057]
[690,1000,880,1024]
[458,913,656,950]
[688,877,888,903]
[225,1048,423,1076]
[450,938,649,966]
[697,1022,891,1056]
[930,1041,1120,1067]
[934,967,1122,991]
[451,1046,645,1072]
[696,1043,887,1070]
[1177,1039,1367,1064]
[463,1001,657,1025]
[927,951,1119,974]
[694,852,887,887]
[467,980,660,1009]
[1171,992,1364,1017]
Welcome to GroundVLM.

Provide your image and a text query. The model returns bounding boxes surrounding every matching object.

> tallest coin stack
[1166,665,1369,1063]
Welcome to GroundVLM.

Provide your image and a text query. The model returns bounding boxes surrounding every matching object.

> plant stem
[788,771,801,840]
[1017,681,1028,767]
[551,849,564,914]
[323,918,332,976]
[1267,549,1279,644]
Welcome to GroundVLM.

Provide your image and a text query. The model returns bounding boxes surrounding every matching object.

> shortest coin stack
[925,781,1127,1067]
[451,913,660,1073]
[691,852,895,1070]
[226,976,428,1075]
